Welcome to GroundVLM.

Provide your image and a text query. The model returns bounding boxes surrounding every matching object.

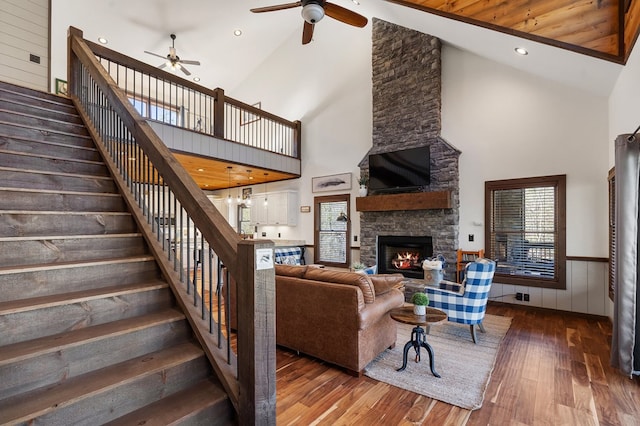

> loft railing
[85,39,301,159]
[67,27,276,425]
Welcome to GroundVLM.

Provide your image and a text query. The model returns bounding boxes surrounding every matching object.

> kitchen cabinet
[250,191,298,226]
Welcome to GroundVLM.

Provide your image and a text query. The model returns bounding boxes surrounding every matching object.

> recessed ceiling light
[515,47,528,56]
[234,29,242,36]
[193,77,200,82]
[197,168,205,172]
[98,37,108,44]
[351,0,360,4]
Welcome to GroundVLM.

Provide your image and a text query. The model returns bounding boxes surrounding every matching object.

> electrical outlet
[354,235,358,242]
[516,292,523,301]
[524,293,530,302]
[468,234,474,242]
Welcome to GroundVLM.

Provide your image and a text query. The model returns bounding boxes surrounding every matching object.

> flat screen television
[368,146,430,194]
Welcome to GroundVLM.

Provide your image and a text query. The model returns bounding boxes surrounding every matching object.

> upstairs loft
[84,38,301,190]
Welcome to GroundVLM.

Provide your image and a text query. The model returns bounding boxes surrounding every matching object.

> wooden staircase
[0,81,235,425]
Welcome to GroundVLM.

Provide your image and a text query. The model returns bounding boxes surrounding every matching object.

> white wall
[442,46,610,257]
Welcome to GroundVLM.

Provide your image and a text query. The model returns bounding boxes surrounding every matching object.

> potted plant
[351,261,366,272]
[358,175,368,197]
[411,292,429,316]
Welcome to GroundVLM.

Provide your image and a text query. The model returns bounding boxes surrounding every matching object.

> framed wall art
[312,172,352,193]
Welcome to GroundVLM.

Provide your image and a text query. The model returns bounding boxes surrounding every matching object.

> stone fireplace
[377,235,433,279]
[359,19,460,279]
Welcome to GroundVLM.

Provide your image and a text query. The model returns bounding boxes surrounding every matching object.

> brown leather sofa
[226,264,405,375]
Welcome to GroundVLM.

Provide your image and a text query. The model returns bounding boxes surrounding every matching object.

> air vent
[29,54,41,64]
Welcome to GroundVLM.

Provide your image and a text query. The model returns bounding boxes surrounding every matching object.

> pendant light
[263,173,268,206]
[246,169,252,205]
[236,183,241,204]
[226,166,232,204]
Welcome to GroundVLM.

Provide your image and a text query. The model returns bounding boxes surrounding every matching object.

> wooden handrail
[69,28,240,274]
[67,26,276,424]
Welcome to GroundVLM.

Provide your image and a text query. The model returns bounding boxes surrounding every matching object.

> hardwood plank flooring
[275,302,640,425]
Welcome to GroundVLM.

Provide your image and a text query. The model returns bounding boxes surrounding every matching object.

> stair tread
[104,378,229,426]
[0,279,165,316]
[0,254,156,275]
[0,210,132,216]
[0,109,87,130]
[0,186,121,197]
[0,303,181,365]
[0,148,104,167]
[0,132,96,152]
[0,120,92,140]
[1,98,80,120]
[0,342,204,425]
[0,165,113,181]
[0,84,74,108]
[0,232,141,242]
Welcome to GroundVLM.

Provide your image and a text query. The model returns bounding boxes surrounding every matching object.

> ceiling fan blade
[302,21,314,45]
[324,2,368,27]
[158,62,168,69]
[145,50,168,60]
[180,60,201,66]
[180,65,192,76]
[251,2,301,13]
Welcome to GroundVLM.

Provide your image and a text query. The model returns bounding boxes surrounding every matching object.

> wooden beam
[355,191,452,212]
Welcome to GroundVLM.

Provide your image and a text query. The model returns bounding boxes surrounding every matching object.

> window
[314,194,350,268]
[238,204,253,236]
[128,97,178,126]
[485,175,566,289]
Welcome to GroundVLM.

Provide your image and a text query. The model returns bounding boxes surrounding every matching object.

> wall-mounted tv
[368,146,430,194]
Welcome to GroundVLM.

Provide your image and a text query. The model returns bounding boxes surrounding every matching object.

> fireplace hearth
[377,235,433,279]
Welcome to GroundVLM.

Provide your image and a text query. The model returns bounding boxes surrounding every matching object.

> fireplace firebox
[377,235,433,279]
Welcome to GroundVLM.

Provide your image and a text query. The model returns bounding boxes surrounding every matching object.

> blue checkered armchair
[425,258,496,343]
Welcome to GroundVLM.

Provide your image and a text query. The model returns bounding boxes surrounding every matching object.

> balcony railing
[67,27,276,425]
[86,39,301,159]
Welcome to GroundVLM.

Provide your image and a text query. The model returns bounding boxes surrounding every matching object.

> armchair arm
[358,288,404,330]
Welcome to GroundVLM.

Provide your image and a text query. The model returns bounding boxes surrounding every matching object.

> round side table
[389,306,447,377]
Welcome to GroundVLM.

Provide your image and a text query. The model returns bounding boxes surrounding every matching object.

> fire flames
[392,252,420,269]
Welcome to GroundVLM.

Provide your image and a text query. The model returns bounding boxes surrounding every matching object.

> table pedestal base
[397,325,440,378]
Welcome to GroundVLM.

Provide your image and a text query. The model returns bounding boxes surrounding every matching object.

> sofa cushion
[275,264,308,278]
[369,274,405,296]
[303,268,376,304]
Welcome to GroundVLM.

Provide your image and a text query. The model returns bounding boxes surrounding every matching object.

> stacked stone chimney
[359,19,460,276]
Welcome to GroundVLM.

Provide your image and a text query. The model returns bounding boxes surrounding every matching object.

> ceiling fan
[144,34,201,76]
[251,0,368,45]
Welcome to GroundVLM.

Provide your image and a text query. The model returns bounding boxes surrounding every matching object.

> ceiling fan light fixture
[301,3,325,24]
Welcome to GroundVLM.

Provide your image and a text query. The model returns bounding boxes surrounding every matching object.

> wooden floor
[275,302,640,425]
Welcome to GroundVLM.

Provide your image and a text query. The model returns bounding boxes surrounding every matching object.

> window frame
[484,174,566,289]
[313,194,351,268]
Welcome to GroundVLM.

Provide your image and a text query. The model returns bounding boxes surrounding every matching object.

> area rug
[364,314,512,410]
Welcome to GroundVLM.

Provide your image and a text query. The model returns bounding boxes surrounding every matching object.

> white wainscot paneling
[490,260,608,316]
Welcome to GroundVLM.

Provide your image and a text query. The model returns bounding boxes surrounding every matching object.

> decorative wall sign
[55,78,68,96]
[312,172,352,193]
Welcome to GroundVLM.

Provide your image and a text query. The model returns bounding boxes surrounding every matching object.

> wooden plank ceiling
[386,0,640,63]
[173,153,297,192]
